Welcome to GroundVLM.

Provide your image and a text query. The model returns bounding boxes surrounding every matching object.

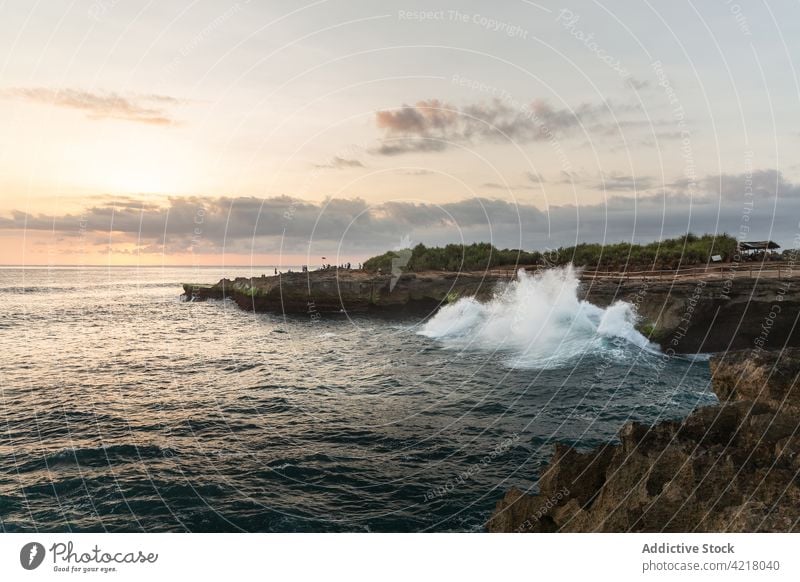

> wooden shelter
[738,240,780,259]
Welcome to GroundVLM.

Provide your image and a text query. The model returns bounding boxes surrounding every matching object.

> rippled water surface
[0,266,715,532]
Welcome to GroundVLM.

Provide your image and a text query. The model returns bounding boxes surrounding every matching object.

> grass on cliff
[362,233,737,272]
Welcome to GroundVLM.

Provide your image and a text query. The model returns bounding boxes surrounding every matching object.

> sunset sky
[2,0,799,265]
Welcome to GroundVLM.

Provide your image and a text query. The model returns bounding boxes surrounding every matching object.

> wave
[419,265,657,368]
[16,444,175,473]
[0,282,173,294]
[0,286,71,294]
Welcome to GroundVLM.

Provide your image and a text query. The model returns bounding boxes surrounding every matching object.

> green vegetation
[555,233,738,270]
[362,242,540,272]
[781,248,799,261]
[233,282,261,297]
[362,234,738,272]
[637,321,663,341]
[445,291,460,303]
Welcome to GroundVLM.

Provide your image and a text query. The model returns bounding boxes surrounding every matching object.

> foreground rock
[487,348,800,532]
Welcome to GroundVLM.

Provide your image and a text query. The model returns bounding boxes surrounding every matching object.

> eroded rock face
[710,349,800,412]
[183,270,514,315]
[487,349,800,532]
[580,276,800,353]
[183,270,800,353]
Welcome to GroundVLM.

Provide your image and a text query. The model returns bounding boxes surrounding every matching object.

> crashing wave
[419,265,656,368]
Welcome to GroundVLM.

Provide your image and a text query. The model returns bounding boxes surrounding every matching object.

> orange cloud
[0,87,185,126]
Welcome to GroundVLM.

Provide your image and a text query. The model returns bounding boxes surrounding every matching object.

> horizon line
[0,264,305,268]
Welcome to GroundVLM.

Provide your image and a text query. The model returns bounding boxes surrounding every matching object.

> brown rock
[488,348,800,532]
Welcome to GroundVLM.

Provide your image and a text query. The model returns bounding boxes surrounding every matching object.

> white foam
[419,265,657,368]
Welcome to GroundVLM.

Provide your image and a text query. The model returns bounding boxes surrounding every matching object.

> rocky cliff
[487,348,800,532]
[183,269,513,315]
[184,268,800,353]
[581,275,800,353]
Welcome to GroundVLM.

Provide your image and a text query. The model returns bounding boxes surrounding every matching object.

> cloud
[634,130,686,148]
[0,195,544,254]
[625,77,650,90]
[394,169,434,176]
[373,138,449,156]
[556,170,584,184]
[664,169,786,202]
[371,98,615,155]
[375,98,458,133]
[593,173,654,192]
[313,156,365,169]
[479,171,547,191]
[0,87,184,125]
[3,169,798,256]
[481,182,539,191]
[526,171,546,184]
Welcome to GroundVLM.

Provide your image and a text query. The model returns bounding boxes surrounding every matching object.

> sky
[1,0,799,265]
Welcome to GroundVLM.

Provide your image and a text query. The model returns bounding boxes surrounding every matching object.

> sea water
[0,266,714,532]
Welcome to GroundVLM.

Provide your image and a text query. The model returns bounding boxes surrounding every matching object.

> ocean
[0,266,715,532]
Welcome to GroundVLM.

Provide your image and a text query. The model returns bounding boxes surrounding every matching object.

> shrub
[361,233,738,272]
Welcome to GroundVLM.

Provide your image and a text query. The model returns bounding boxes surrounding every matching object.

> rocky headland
[183,269,506,317]
[184,267,800,353]
[487,348,800,532]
